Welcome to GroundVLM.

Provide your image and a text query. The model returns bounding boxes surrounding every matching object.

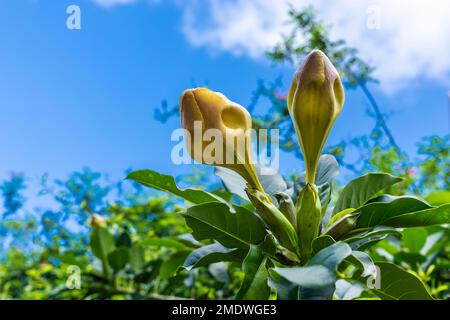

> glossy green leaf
[326,208,355,229]
[334,279,365,300]
[299,286,335,300]
[108,247,130,272]
[183,202,267,249]
[318,183,332,216]
[309,241,352,270]
[312,235,335,254]
[90,227,116,277]
[273,265,336,289]
[273,242,352,290]
[383,203,450,228]
[159,250,191,278]
[296,155,339,188]
[116,232,132,248]
[129,247,145,273]
[350,235,390,251]
[356,196,431,228]
[314,155,339,186]
[236,245,270,300]
[215,167,248,200]
[324,212,360,240]
[344,226,402,243]
[368,262,433,300]
[142,237,190,250]
[127,169,223,204]
[184,242,245,270]
[394,252,426,266]
[215,165,288,202]
[347,251,376,277]
[402,228,428,253]
[333,173,402,214]
[425,190,450,206]
[422,229,449,257]
[209,262,230,283]
[268,269,299,300]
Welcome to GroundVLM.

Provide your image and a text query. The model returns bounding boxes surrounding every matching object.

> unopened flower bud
[91,213,106,228]
[288,50,345,184]
[180,88,265,195]
[274,191,296,227]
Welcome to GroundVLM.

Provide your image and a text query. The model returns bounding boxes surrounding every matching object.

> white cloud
[89,0,450,91]
[178,0,450,92]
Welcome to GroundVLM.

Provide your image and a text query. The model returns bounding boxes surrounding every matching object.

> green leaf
[129,247,145,273]
[142,237,190,250]
[324,212,360,240]
[422,229,450,257]
[90,227,116,277]
[215,167,248,200]
[383,203,450,228]
[425,191,450,206]
[312,235,335,254]
[296,155,339,189]
[108,247,130,272]
[268,269,299,300]
[318,183,332,216]
[273,265,336,289]
[314,155,339,186]
[346,251,376,277]
[394,252,426,266]
[116,232,132,248]
[350,235,390,251]
[367,262,433,300]
[333,173,402,214]
[159,250,191,278]
[344,226,402,244]
[209,262,230,283]
[215,165,287,202]
[299,286,336,300]
[90,227,115,260]
[127,169,223,204]
[236,245,270,300]
[334,279,365,300]
[327,208,355,229]
[356,196,431,228]
[211,189,234,203]
[344,226,401,251]
[402,228,428,253]
[309,242,352,270]
[183,202,267,249]
[256,166,288,200]
[273,242,352,290]
[184,243,245,270]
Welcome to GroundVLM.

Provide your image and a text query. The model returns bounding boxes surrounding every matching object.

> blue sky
[0,0,448,187]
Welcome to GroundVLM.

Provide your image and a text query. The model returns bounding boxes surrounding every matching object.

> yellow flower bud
[180,88,265,194]
[90,214,106,228]
[296,183,321,260]
[288,50,345,184]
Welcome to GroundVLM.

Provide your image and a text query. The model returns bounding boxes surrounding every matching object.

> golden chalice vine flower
[288,50,345,260]
[180,88,297,252]
[180,88,264,194]
[287,50,345,184]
